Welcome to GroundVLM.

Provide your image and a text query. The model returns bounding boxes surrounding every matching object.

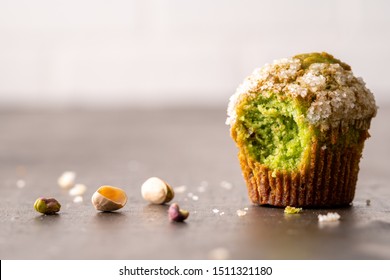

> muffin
[226,52,377,207]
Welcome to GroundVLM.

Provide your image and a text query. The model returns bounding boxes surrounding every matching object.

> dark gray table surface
[0,106,389,260]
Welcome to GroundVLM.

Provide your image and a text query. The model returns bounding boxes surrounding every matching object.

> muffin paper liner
[237,125,368,208]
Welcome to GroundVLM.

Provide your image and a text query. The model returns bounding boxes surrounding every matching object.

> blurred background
[0,0,389,108]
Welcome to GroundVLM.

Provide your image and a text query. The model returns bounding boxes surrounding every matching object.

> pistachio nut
[57,171,76,189]
[168,203,189,222]
[91,185,127,212]
[141,177,174,204]
[34,197,61,215]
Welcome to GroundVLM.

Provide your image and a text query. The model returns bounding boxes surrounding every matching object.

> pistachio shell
[91,185,127,212]
[141,177,174,204]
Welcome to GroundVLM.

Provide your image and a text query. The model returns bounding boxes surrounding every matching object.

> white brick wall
[0,0,389,107]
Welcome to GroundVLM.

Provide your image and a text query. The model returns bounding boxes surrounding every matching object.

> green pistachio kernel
[284,206,302,214]
[294,52,351,70]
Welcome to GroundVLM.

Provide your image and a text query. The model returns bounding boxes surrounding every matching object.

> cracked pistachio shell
[141,177,174,204]
[91,185,127,212]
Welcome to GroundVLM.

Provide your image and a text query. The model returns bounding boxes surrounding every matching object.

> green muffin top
[226,52,377,131]
[227,52,377,171]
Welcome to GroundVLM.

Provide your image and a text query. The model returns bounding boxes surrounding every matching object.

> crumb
[219,212,225,216]
[318,212,340,222]
[73,196,83,203]
[244,207,249,211]
[58,171,76,189]
[236,209,247,217]
[220,181,233,190]
[69,184,87,196]
[212,209,219,214]
[16,179,26,189]
[284,206,302,214]
[366,199,371,206]
[208,247,230,260]
[192,195,199,201]
[174,185,187,193]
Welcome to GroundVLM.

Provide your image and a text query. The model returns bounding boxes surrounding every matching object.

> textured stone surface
[0,107,389,259]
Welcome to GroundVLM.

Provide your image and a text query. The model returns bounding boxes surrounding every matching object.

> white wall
[0,0,389,107]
